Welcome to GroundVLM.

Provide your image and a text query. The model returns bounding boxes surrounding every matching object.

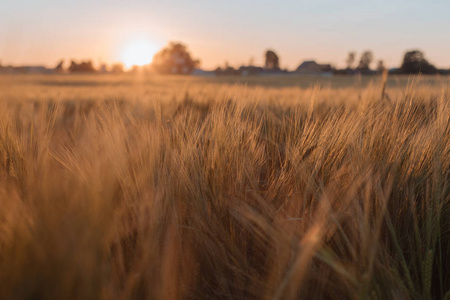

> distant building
[238,66,264,76]
[23,66,52,74]
[215,65,288,76]
[0,65,54,74]
[296,60,333,76]
[214,66,240,76]
[192,68,216,76]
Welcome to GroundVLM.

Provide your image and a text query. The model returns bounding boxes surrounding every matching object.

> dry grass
[0,74,449,299]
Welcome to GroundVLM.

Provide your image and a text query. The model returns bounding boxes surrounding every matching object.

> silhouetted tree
[264,50,279,70]
[99,64,108,73]
[358,51,373,71]
[346,52,356,69]
[111,63,124,74]
[68,60,96,73]
[400,50,437,74]
[129,65,142,73]
[377,60,385,74]
[152,42,199,75]
[55,60,64,73]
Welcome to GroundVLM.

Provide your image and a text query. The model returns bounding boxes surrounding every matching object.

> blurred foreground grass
[0,74,448,299]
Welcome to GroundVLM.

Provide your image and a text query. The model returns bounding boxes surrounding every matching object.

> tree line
[148,43,447,75]
[339,50,440,75]
[3,42,446,75]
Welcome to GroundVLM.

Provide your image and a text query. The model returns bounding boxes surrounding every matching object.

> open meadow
[0,74,449,299]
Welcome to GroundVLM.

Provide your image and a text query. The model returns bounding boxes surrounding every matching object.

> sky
[1,0,450,70]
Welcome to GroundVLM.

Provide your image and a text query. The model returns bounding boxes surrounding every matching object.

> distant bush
[68,60,96,73]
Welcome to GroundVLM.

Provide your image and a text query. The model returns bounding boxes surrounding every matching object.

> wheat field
[0,74,449,299]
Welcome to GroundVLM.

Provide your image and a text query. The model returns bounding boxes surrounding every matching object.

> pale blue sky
[1,0,449,69]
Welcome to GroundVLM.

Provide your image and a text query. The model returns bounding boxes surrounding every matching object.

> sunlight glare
[121,38,157,68]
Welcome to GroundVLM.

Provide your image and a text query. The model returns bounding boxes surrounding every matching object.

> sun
[121,38,158,69]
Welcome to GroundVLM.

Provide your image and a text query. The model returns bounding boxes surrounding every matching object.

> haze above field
[1,0,450,69]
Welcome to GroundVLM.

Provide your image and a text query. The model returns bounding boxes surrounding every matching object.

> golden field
[0,74,449,299]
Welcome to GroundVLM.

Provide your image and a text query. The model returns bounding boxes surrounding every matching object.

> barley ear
[380,68,388,101]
